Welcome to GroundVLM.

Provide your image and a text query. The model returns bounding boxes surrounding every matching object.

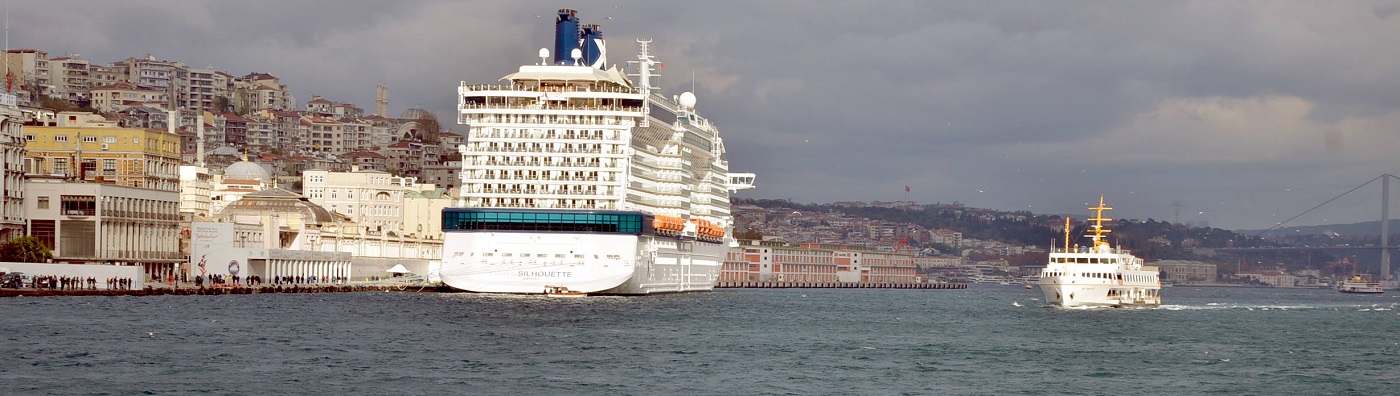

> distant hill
[1242,220,1400,237]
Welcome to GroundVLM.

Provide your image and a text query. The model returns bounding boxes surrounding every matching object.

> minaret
[196,113,206,167]
[375,82,388,117]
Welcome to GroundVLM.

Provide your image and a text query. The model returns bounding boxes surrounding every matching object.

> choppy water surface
[2,285,1398,395]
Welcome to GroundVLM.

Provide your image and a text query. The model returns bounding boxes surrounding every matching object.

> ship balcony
[465,188,608,197]
[457,103,642,116]
[467,131,624,142]
[465,146,618,155]
[459,82,641,95]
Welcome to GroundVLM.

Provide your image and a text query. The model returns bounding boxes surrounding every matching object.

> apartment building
[23,112,184,192]
[46,56,92,102]
[0,93,24,241]
[90,82,168,112]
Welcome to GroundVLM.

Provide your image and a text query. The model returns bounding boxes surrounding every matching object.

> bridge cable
[1261,174,1385,234]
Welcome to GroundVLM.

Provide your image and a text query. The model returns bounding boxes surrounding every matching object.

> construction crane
[893,237,910,254]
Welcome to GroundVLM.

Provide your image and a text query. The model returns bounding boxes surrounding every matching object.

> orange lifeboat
[688,218,726,240]
[654,215,685,235]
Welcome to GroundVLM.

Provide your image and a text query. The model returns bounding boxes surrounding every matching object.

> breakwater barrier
[715,281,966,289]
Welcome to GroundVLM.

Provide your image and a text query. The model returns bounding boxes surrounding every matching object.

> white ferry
[1336,276,1384,294]
[439,9,756,295]
[1038,196,1162,308]
[1332,257,1383,294]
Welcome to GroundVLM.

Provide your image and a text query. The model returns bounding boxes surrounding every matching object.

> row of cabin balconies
[465,146,623,155]
[463,188,611,197]
[472,175,615,183]
[631,169,685,183]
[464,114,628,127]
[473,160,616,168]
[469,129,620,141]
[460,83,640,94]
[458,102,642,115]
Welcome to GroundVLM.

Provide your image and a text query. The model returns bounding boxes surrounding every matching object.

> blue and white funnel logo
[228,260,241,276]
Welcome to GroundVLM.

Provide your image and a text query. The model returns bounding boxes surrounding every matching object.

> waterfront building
[194,186,443,281]
[210,158,271,215]
[301,168,447,238]
[723,240,920,284]
[1153,260,1218,284]
[178,165,212,221]
[0,92,25,241]
[22,177,182,278]
[1237,269,1300,288]
[23,112,183,192]
[193,188,350,282]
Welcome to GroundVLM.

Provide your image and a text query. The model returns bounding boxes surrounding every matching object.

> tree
[412,113,442,145]
[0,236,53,263]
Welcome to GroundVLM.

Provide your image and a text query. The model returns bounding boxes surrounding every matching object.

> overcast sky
[15,1,1400,230]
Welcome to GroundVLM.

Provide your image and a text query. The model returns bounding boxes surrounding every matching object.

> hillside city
[0,48,1393,290]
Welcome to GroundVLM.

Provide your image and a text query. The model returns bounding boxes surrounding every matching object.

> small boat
[543,285,587,298]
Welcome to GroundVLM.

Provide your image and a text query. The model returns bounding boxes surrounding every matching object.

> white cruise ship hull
[439,231,726,294]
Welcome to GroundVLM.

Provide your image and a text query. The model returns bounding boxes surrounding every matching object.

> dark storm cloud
[14,0,1400,229]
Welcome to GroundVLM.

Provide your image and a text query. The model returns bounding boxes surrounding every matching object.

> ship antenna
[1063,217,1071,252]
[627,39,659,127]
[1085,195,1113,250]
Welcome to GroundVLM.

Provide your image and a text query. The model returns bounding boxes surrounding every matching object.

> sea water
[1,285,1397,395]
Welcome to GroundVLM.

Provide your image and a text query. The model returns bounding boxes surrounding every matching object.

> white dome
[224,161,269,181]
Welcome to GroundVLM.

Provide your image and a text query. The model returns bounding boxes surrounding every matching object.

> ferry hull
[439,231,725,294]
[1039,280,1161,308]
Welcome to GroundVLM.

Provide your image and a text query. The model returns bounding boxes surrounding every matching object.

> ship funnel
[554,9,581,65]
[582,24,606,68]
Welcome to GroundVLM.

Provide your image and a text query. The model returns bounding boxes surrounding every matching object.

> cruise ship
[438,9,756,295]
[1038,196,1162,308]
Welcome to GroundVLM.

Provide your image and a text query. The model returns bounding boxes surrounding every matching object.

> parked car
[1,272,26,288]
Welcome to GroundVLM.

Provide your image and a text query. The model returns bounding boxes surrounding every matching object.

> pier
[0,284,441,297]
[716,281,966,290]
[0,281,967,297]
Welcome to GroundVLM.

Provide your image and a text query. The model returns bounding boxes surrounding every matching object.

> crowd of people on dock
[193,274,349,288]
[0,275,137,290]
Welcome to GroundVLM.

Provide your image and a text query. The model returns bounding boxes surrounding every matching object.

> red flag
[905,185,911,193]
